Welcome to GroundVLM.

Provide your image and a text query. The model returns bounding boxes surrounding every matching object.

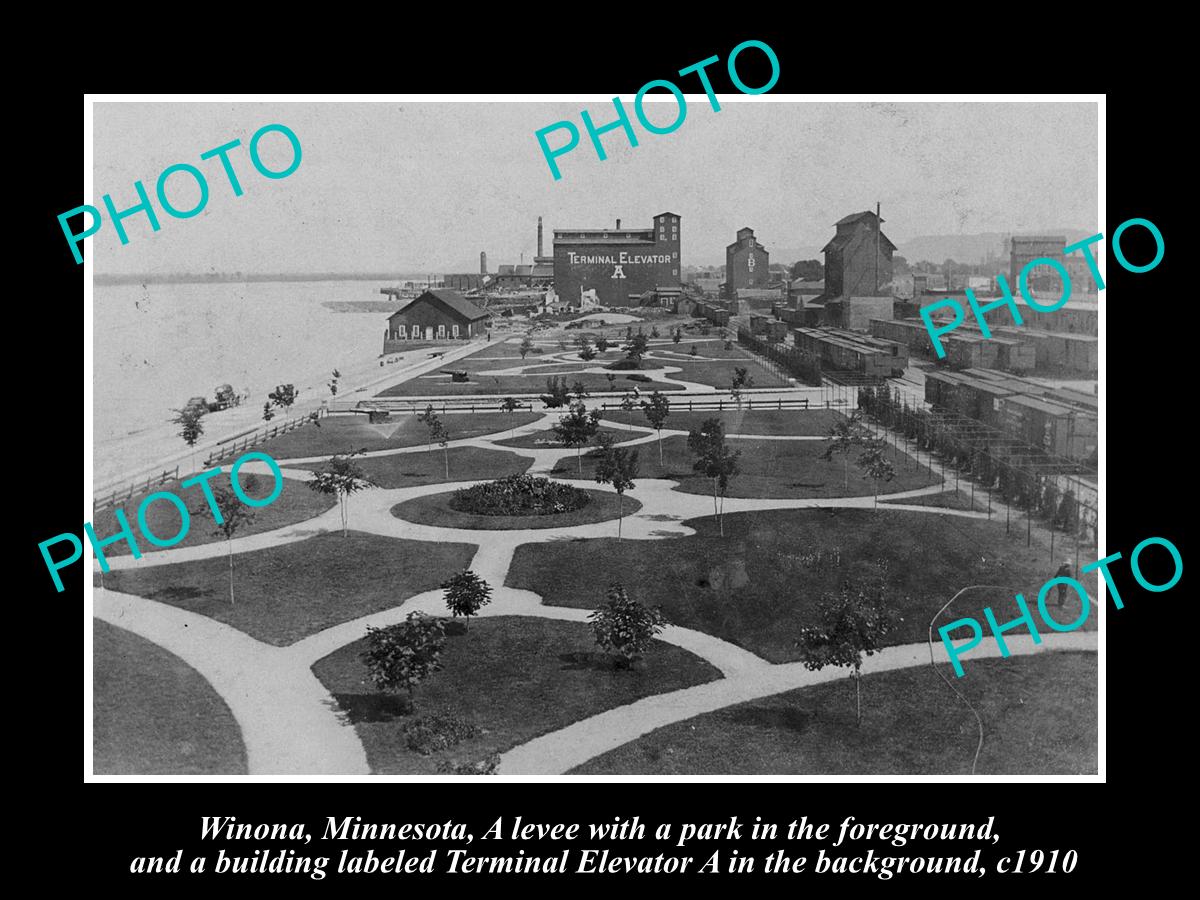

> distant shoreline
[94,273,434,286]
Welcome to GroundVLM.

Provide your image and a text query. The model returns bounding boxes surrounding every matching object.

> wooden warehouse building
[383,290,491,353]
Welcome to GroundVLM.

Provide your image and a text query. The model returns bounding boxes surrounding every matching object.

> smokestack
[537,217,543,258]
[616,218,622,230]
[480,251,487,274]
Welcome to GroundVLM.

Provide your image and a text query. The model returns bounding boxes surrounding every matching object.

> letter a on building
[611,265,626,280]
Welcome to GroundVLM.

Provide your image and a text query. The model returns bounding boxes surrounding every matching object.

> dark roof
[656,211,681,218]
[387,290,489,323]
[836,211,880,226]
[822,228,897,254]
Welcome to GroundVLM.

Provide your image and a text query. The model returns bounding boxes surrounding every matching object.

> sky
[91,100,1099,273]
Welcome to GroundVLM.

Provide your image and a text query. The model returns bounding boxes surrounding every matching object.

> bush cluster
[403,712,482,755]
[449,474,591,517]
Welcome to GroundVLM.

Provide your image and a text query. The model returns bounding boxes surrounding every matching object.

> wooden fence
[94,467,180,512]
[599,396,846,412]
[202,409,327,467]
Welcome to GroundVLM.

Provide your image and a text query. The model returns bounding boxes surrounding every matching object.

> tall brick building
[552,213,681,307]
[724,227,770,299]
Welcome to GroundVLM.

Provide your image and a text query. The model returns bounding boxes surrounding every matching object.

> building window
[452,324,460,338]
[411,328,420,341]
[672,268,678,275]
[396,325,406,339]
[437,324,446,339]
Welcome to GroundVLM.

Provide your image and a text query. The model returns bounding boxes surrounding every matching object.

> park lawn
[93,620,247,775]
[552,435,934,500]
[311,616,722,775]
[261,411,542,459]
[603,409,844,437]
[507,507,1099,664]
[883,489,980,511]
[98,533,477,646]
[375,370,684,398]
[493,426,637,450]
[390,488,641,531]
[293,446,532,489]
[572,652,1097,775]
[642,352,788,389]
[91,470,336,557]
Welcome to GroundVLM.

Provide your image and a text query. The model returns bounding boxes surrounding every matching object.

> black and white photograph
[82,97,1103,779]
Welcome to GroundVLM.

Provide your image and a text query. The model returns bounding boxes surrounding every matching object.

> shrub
[627,374,652,382]
[449,474,591,517]
[589,583,668,668]
[403,712,482,755]
[435,753,501,775]
[605,358,643,371]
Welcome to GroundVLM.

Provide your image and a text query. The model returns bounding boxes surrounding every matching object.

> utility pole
[875,201,881,294]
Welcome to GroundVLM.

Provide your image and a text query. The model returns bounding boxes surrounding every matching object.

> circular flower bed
[449,474,591,517]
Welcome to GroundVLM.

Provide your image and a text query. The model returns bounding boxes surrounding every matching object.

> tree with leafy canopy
[596,336,610,352]
[171,403,206,473]
[571,380,590,401]
[441,569,492,631]
[552,401,601,476]
[795,587,900,726]
[268,383,298,411]
[821,411,872,489]
[418,405,451,478]
[262,402,275,423]
[730,366,754,409]
[361,612,446,710]
[209,484,254,606]
[328,369,340,397]
[687,418,741,536]
[691,345,699,357]
[594,434,639,538]
[673,329,682,344]
[541,375,571,408]
[605,372,617,391]
[640,391,671,466]
[623,332,649,367]
[589,583,668,669]
[519,335,535,360]
[306,449,374,537]
[856,440,896,510]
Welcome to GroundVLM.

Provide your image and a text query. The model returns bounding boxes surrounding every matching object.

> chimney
[537,217,543,258]
[480,251,487,274]
[616,218,621,230]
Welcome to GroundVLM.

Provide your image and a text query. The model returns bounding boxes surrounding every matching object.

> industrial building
[724,227,770,299]
[553,213,682,308]
[812,209,897,331]
[382,290,491,353]
[1008,235,1098,299]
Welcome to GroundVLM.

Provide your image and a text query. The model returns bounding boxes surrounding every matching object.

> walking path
[93,391,1087,775]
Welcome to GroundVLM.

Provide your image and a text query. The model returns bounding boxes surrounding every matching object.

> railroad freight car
[792,327,907,378]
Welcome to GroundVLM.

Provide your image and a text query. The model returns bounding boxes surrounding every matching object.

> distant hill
[897,230,1096,265]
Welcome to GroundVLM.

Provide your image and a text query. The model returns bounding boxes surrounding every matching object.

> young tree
[856,440,896,510]
[519,335,535,360]
[641,391,671,466]
[795,588,900,726]
[605,372,617,391]
[500,396,522,435]
[209,484,254,606]
[594,434,639,538]
[821,411,872,489]
[171,402,206,473]
[596,336,610,353]
[690,344,699,357]
[552,401,602,477]
[673,328,682,344]
[306,449,374,537]
[571,380,590,401]
[541,375,572,408]
[262,402,275,423]
[687,418,741,536]
[650,325,661,338]
[730,366,754,409]
[441,569,492,631]
[361,612,446,710]
[268,383,298,411]
[418,405,451,478]
[578,343,596,362]
[619,389,641,428]
[623,332,650,366]
[589,583,668,669]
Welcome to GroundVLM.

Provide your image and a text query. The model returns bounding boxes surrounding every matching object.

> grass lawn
[552,435,934,500]
[293,446,531,489]
[572,652,1097,775]
[261,411,542,459]
[643,349,787,389]
[311,616,722,774]
[98,533,477,646]
[93,620,247,774]
[508,507,1098,663]
[493,426,637,450]
[883,489,980,511]
[603,409,844,437]
[376,370,683,398]
[91,470,336,557]
[391,488,642,531]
